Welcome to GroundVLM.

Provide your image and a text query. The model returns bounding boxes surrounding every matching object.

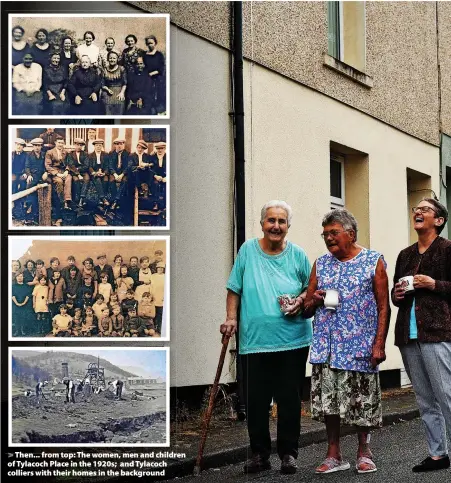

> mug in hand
[324,289,339,311]
[399,275,414,294]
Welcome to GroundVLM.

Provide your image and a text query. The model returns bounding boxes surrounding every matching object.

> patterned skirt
[310,363,382,427]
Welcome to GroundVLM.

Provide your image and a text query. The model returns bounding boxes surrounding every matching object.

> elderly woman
[30,29,51,67]
[392,198,451,473]
[11,25,31,67]
[101,51,127,115]
[67,55,101,115]
[221,200,312,475]
[302,209,390,474]
[12,52,43,115]
[76,31,100,66]
[43,52,69,115]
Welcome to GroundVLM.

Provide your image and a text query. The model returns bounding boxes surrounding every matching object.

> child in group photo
[11,247,166,338]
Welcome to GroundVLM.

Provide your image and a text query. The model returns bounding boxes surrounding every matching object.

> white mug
[399,275,415,294]
[324,289,339,310]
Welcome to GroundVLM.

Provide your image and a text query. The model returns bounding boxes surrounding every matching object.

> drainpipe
[232,1,247,419]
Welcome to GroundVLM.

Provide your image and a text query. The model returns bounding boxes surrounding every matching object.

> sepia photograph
[9,13,169,118]
[9,236,170,341]
[9,125,169,229]
[9,347,169,447]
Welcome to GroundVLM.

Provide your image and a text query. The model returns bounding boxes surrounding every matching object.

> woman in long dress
[11,25,30,67]
[43,52,69,115]
[121,34,145,73]
[143,35,166,115]
[101,51,127,115]
[30,28,52,68]
[12,271,35,336]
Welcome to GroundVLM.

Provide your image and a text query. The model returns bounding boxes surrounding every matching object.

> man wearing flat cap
[66,138,89,204]
[108,138,129,210]
[12,138,27,193]
[149,141,167,224]
[86,139,109,207]
[45,136,73,214]
[128,140,155,194]
[24,138,47,220]
[94,254,114,287]
[150,250,164,274]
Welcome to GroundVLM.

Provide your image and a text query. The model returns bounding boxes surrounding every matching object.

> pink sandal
[315,457,351,474]
[356,456,377,473]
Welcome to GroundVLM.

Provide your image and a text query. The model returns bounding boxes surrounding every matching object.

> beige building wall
[244,62,440,373]
[134,1,440,145]
[438,1,451,137]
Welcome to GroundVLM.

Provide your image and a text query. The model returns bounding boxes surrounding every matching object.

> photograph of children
[9,347,169,447]
[9,236,169,341]
[9,126,169,229]
[9,14,169,118]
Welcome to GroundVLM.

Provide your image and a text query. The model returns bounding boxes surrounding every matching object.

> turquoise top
[226,238,312,355]
[409,298,418,339]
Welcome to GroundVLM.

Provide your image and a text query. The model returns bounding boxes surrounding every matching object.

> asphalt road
[181,419,451,482]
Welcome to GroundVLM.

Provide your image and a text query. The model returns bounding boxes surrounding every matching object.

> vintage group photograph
[9,14,169,118]
[9,236,169,341]
[10,125,169,229]
[9,347,169,446]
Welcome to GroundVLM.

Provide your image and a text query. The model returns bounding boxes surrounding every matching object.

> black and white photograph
[9,347,169,447]
[9,13,169,118]
[9,236,170,341]
[10,125,169,229]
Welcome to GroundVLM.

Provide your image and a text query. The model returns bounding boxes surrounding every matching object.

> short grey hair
[322,208,358,241]
[260,200,293,226]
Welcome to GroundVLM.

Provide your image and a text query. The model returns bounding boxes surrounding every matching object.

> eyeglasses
[320,230,349,239]
[411,206,437,215]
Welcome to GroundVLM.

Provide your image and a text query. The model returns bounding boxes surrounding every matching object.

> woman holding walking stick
[220,200,312,475]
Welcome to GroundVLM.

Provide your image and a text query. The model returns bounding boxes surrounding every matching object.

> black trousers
[243,347,309,460]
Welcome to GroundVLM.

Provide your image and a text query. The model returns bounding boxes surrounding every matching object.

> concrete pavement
[180,419,450,482]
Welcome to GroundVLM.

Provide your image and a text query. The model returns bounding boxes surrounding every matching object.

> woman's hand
[371,343,386,368]
[413,274,435,290]
[117,92,125,101]
[285,294,305,316]
[220,318,237,337]
[60,92,66,102]
[392,282,405,302]
[48,92,56,101]
[75,95,82,105]
[312,290,326,307]
[90,92,98,102]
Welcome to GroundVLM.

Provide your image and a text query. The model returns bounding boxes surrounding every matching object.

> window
[330,153,345,209]
[327,1,366,71]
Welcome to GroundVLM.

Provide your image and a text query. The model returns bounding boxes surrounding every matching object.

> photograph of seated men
[10,126,168,229]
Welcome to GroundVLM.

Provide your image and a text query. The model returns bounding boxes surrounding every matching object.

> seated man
[85,138,109,207]
[108,138,129,210]
[12,52,43,115]
[126,57,151,115]
[127,140,155,194]
[65,137,89,204]
[44,136,72,220]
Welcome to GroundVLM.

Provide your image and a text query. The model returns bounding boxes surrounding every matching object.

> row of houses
[9,1,451,397]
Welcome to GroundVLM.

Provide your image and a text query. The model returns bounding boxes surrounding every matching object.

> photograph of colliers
[10,126,168,229]
[9,347,169,447]
[9,236,169,340]
[9,14,169,118]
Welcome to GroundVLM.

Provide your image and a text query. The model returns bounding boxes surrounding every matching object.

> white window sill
[323,54,373,88]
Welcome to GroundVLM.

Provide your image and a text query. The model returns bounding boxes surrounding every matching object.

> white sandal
[356,455,377,473]
[315,457,351,474]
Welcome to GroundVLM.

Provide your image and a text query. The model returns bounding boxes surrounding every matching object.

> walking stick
[193,333,231,476]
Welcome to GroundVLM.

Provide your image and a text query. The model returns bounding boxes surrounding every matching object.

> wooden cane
[193,333,231,476]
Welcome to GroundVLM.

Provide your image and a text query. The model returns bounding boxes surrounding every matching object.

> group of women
[11,26,166,116]
[222,198,451,475]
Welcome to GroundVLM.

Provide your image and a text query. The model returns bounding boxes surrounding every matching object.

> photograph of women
[9,13,169,118]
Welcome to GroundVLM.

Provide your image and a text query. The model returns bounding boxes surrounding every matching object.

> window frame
[330,153,345,209]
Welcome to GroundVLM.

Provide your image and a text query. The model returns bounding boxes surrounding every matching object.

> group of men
[12,128,167,225]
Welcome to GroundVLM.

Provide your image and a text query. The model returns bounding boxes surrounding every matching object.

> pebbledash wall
[15,1,451,388]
